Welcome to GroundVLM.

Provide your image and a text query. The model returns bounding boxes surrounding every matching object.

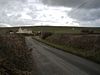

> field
[31,26,100,63]
[42,34,100,63]
[0,26,100,34]
[0,26,100,64]
[26,26,100,33]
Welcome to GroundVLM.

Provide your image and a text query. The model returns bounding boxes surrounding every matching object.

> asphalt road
[25,37,100,75]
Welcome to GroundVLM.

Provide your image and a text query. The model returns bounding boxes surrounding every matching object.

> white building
[16,28,32,34]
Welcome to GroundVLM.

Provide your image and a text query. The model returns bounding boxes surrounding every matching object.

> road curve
[25,37,100,75]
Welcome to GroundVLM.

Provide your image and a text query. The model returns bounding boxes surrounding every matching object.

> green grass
[34,38,87,55]
[0,26,100,34]
[30,26,100,33]
[31,26,80,33]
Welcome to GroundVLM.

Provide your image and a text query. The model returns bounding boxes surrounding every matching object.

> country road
[25,37,100,75]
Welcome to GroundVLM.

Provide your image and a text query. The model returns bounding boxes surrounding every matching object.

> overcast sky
[0,0,100,27]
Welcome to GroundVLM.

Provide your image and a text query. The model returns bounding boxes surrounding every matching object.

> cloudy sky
[0,0,100,27]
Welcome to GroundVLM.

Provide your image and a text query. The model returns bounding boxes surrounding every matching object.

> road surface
[25,37,100,75]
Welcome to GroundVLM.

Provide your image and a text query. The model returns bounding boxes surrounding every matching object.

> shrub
[81,29,94,34]
[0,34,36,75]
[41,32,53,39]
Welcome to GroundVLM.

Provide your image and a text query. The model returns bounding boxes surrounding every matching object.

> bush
[81,29,94,34]
[0,34,36,75]
[45,33,100,62]
[41,32,53,39]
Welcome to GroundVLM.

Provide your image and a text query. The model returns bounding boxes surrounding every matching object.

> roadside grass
[33,37,100,64]
[0,34,38,75]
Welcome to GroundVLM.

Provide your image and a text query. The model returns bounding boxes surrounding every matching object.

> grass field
[0,26,100,34]
[24,26,100,64]
[24,26,100,33]
[34,34,100,64]
[32,26,100,64]
[0,26,99,74]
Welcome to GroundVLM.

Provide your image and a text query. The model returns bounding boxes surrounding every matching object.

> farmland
[0,26,100,74]
[31,26,100,63]
[0,26,100,63]
[0,26,100,34]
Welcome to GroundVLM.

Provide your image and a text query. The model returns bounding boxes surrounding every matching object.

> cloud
[69,8,100,21]
[0,0,75,26]
[68,8,100,27]
[0,0,28,25]
[41,0,100,9]
[76,20,100,27]
[0,0,99,27]
[42,0,84,7]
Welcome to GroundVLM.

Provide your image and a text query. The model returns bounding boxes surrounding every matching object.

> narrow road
[25,37,100,75]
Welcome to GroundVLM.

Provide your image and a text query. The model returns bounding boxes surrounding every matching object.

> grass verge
[33,37,100,64]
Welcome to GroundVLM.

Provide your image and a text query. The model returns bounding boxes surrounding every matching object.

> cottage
[16,28,32,34]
